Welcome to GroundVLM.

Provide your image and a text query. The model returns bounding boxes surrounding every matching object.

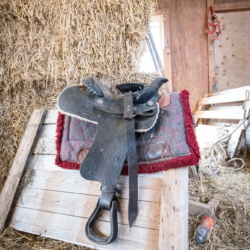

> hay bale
[0,0,158,91]
[0,1,157,249]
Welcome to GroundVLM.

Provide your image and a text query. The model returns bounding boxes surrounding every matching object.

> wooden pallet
[0,109,191,250]
[194,86,250,157]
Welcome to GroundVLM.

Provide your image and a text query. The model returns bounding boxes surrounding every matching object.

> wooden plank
[198,92,247,105]
[207,194,223,214]
[43,110,58,124]
[188,166,198,179]
[194,109,244,120]
[214,2,250,12]
[158,167,188,250]
[33,138,56,154]
[207,0,216,93]
[31,153,164,179]
[208,105,242,110]
[26,157,200,217]
[189,194,223,215]
[194,94,208,124]
[31,155,75,172]
[157,7,172,91]
[214,11,250,90]
[206,121,238,126]
[159,0,208,111]
[17,188,160,230]
[0,109,47,232]
[27,170,163,203]
[227,120,244,158]
[209,86,250,96]
[38,124,57,138]
[189,200,213,215]
[11,207,158,250]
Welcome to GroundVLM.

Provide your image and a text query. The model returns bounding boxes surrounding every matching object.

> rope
[201,126,232,175]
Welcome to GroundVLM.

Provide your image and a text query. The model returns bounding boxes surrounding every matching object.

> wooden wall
[214,0,250,11]
[157,0,209,111]
[213,11,250,91]
[215,0,250,4]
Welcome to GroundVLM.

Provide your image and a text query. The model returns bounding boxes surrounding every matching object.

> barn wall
[214,0,250,11]
[157,0,209,111]
[215,0,250,4]
[214,11,250,91]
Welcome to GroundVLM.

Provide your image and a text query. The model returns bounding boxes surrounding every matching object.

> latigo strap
[123,91,138,227]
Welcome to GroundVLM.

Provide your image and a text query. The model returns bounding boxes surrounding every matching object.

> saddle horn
[134,77,168,104]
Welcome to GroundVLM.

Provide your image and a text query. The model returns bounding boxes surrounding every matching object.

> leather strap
[123,91,138,227]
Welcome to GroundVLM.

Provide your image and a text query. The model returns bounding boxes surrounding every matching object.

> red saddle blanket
[55,90,200,174]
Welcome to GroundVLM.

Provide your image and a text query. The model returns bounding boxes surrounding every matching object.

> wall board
[214,11,250,91]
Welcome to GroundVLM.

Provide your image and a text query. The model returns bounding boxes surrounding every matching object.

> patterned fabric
[55,90,200,173]
[60,116,96,163]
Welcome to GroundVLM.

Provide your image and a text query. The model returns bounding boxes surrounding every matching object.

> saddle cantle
[57,77,168,244]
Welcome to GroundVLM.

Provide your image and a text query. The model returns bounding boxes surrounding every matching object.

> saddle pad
[55,90,200,174]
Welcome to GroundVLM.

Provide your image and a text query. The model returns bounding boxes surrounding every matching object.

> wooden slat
[209,86,250,96]
[31,154,77,171]
[208,105,242,110]
[189,200,212,215]
[194,109,244,120]
[27,170,163,203]
[158,167,188,250]
[0,109,47,232]
[11,207,158,250]
[157,8,172,91]
[16,188,160,230]
[29,154,199,215]
[43,110,58,124]
[227,120,244,158]
[31,154,164,179]
[214,2,250,12]
[206,121,238,127]
[207,194,223,215]
[158,0,208,111]
[194,94,208,124]
[33,138,56,154]
[207,0,216,94]
[214,11,250,90]
[198,92,247,105]
[38,124,57,138]
[188,166,198,180]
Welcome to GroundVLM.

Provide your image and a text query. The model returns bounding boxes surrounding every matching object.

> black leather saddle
[57,76,168,244]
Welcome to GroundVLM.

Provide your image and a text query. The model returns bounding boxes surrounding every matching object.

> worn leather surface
[80,111,127,186]
[58,85,159,132]
[158,94,170,108]
[59,92,191,165]
[123,91,138,227]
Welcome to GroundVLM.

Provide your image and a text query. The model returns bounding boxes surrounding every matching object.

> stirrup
[85,186,119,245]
